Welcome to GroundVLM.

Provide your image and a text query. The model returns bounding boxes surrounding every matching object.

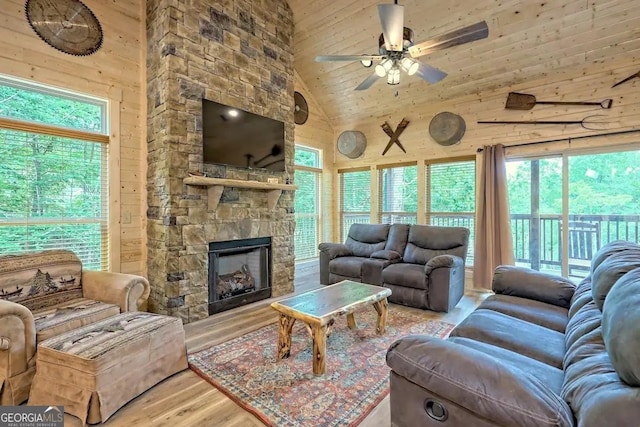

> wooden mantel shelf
[183,176,298,210]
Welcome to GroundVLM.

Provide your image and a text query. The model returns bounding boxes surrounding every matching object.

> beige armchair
[0,249,150,405]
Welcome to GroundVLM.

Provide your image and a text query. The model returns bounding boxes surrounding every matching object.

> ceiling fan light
[375,58,393,77]
[387,68,400,85]
[360,59,373,68]
[401,57,419,76]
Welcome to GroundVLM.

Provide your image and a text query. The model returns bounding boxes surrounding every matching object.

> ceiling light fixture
[360,59,373,68]
[387,67,400,85]
[401,57,419,76]
[228,109,239,118]
[375,58,393,77]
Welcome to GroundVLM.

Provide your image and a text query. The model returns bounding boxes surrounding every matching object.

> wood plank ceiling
[288,0,640,128]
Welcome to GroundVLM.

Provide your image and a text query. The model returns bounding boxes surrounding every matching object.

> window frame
[0,74,114,271]
[377,162,418,225]
[293,144,322,260]
[339,167,372,241]
[424,157,476,267]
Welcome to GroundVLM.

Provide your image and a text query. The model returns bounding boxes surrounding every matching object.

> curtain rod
[476,128,640,152]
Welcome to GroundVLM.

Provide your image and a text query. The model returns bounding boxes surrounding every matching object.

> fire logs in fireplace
[217,264,256,299]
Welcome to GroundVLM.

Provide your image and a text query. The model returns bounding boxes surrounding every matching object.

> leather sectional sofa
[318,223,470,312]
[386,240,640,426]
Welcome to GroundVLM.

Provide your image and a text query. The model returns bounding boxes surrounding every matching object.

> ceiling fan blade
[354,73,380,91]
[315,54,384,62]
[408,21,489,58]
[415,62,448,84]
[378,4,404,52]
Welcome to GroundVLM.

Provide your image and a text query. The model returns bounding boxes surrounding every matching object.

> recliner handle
[424,399,448,422]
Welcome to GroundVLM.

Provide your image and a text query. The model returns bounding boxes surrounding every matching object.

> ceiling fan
[315,1,489,90]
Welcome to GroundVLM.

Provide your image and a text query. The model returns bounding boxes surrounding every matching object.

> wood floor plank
[61,259,487,426]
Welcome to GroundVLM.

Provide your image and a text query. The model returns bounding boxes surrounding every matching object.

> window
[0,75,109,270]
[293,145,322,260]
[507,148,640,280]
[378,164,417,224]
[339,168,371,240]
[426,160,476,266]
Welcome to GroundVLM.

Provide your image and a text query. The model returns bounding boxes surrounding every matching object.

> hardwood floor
[64,260,488,426]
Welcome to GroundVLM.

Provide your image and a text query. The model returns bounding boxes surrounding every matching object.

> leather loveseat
[0,249,150,405]
[318,223,470,312]
[386,240,640,427]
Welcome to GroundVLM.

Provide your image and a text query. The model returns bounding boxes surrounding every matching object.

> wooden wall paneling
[0,0,145,274]
[294,72,337,242]
[289,0,640,129]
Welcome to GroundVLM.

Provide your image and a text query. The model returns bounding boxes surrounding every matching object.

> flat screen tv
[202,99,286,172]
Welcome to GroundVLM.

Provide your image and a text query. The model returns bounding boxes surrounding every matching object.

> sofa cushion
[32,298,120,343]
[386,335,574,427]
[449,337,565,394]
[451,309,565,368]
[479,294,569,333]
[345,224,389,257]
[565,300,601,351]
[328,256,364,279]
[384,224,410,255]
[492,265,576,309]
[602,268,640,386]
[402,225,469,265]
[0,250,83,311]
[590,240,640,273]
[382,263,426,290]
[591,250,640,310]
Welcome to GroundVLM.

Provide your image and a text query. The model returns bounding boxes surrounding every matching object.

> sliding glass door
[507,148,640,280]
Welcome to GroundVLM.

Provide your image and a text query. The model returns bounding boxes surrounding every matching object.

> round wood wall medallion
[26,0,103,56]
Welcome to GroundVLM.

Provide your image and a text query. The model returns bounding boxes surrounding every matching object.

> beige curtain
[474,144,514,289]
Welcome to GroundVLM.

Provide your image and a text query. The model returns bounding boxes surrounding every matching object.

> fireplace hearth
[208,237,272,315]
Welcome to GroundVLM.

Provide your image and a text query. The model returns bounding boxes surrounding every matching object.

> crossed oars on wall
[381,118,410,155]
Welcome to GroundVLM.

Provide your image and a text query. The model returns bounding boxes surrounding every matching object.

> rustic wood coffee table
[270,280,391,375]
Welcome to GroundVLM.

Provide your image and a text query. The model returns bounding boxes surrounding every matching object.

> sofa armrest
[318,243,353,260]
[0,300,36,378]
[82,270,150,312]
[386,335,573,427]
[492,265,576,309]
[370,250,402,261]
[424,254,463,276]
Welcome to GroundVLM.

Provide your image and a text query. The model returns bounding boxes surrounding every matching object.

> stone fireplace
[146,0,295,324]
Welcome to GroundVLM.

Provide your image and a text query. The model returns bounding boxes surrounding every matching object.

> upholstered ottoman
[28,312,187,424]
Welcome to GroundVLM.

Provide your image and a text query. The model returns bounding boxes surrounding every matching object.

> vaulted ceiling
[287,0,640,128]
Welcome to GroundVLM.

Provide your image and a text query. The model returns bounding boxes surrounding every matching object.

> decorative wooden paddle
[505,92,613,110]
[381,118,409,155]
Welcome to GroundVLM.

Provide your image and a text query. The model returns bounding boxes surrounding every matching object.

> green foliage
[0,84,106,269]
[342,171,371,212]
[0,86,103,133]
[381,166,417,212]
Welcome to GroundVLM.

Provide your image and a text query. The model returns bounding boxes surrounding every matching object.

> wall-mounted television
[202,99,285,172]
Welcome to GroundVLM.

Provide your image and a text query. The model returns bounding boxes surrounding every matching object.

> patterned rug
[188,308,454,427]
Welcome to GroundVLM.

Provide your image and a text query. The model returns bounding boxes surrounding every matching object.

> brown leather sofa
[318,223,470,312]
[386,240,640,427]
[0,249,150,405]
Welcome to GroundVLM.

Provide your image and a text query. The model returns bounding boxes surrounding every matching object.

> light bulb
[387,68,400,85]
[375,59,393,77]
[401,58,419,76]
[360,59,373,68]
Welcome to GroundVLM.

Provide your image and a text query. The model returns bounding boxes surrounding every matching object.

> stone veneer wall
[146,0,295,323]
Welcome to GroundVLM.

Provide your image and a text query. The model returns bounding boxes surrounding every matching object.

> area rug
[188,309,454,427]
